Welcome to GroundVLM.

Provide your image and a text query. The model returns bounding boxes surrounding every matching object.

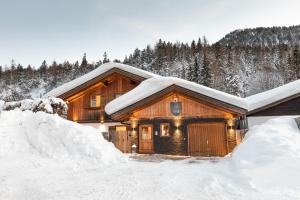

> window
[160,123,170,137]
[90,95,101,108]
[141,126,152,140]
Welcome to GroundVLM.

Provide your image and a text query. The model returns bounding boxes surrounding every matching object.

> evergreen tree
[225,47,240,96]
[187,57,200,83]
[181,66,186,79]
[200,51,212,87]
[9,59,16,84]
[286,53,295,82]
[73,61,80,78]
[113,59,121,63]
[191,40,196,55]
[103,52,110,63]
[292,46,300,79]
[39,60,48,80]
[196,38,202,53]
[81,53,88,67]
[154,39,166,72]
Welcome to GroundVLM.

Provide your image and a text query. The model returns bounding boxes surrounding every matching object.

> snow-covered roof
[44,62,159,98]
[246,79,300,112]
[105,76,248,115]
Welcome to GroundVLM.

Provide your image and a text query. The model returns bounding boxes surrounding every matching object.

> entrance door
[112,126,131,153]
[188,122,227,156]
[139,124,153,153]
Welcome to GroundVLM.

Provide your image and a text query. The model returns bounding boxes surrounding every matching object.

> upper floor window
[90,95,101,108]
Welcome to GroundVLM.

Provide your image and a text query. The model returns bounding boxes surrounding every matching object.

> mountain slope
[217,25,300,47]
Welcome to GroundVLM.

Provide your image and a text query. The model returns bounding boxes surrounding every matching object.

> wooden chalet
[105,77,248,156]
[46,62,300,157]
[45,63,158,123]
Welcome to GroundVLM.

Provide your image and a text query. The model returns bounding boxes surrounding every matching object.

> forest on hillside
[0,25,300,101]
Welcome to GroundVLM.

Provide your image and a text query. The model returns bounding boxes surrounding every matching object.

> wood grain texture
[188,122,227,156]
[67,72,139,122]
[139,124,154,153]
[133,93,234,119]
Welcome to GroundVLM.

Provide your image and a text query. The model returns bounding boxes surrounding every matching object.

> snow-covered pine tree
[200,51,212,87]
[187,57,200,83]
[292,46,300,79]
[181,65,186,79]
[103,52,110,63]
[224,47,241,96]
[39,60,48,81]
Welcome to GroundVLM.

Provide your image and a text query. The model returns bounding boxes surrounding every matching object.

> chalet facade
[105,77,248,156]
[45,63,158,125]
[46,62,300,157]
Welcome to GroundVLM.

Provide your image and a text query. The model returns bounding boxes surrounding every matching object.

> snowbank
[0,110,125,165]
[231,117,300,189]
[1,97,67,115]
[0,115,300,199]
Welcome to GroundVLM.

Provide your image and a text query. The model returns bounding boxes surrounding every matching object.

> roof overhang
[247,93,300,116]
[109,84,247,121]
[57,68,147,100]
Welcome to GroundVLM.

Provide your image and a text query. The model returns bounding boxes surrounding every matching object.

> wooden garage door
[188,122,227,156]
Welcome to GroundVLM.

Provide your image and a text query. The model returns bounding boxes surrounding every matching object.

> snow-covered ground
[1,111,300,200]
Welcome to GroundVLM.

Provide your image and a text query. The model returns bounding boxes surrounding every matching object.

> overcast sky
[0,0,300,67]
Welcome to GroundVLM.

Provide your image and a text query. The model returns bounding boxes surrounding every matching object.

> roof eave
[109,84,247,121]
[55,67,149,100]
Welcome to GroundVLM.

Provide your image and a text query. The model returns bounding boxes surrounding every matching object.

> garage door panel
[188,122,227,156]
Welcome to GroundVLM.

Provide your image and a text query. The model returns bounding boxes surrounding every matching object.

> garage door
[188,122,227,156]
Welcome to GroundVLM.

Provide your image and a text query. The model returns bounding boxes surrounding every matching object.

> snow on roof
[45,61,300,113]
[44,62,159,98]
[105,76,248,115]
[246,79,300,111]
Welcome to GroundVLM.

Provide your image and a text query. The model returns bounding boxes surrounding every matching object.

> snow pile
[1,97,67,115]
[105,76,247,115]
[0,110,125,165]
[231,117,300,189]
[0,116,300,199]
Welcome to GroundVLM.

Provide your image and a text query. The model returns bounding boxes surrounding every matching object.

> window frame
[160,123,170,137]
[90,94,101,108]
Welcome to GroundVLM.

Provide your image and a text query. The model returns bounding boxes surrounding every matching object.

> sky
[0,0,300,68]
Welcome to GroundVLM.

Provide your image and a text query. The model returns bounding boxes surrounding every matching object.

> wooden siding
[139,124,154,153]
[67,72,139,122]
[188,122,227,156]
[110,126,132,153]
[249,96,300,116]
[133,93,234,119]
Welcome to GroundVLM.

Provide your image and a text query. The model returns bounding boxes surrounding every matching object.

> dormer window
[90,95,101,108]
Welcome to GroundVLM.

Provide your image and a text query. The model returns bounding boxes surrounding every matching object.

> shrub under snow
[0,97,67,115]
